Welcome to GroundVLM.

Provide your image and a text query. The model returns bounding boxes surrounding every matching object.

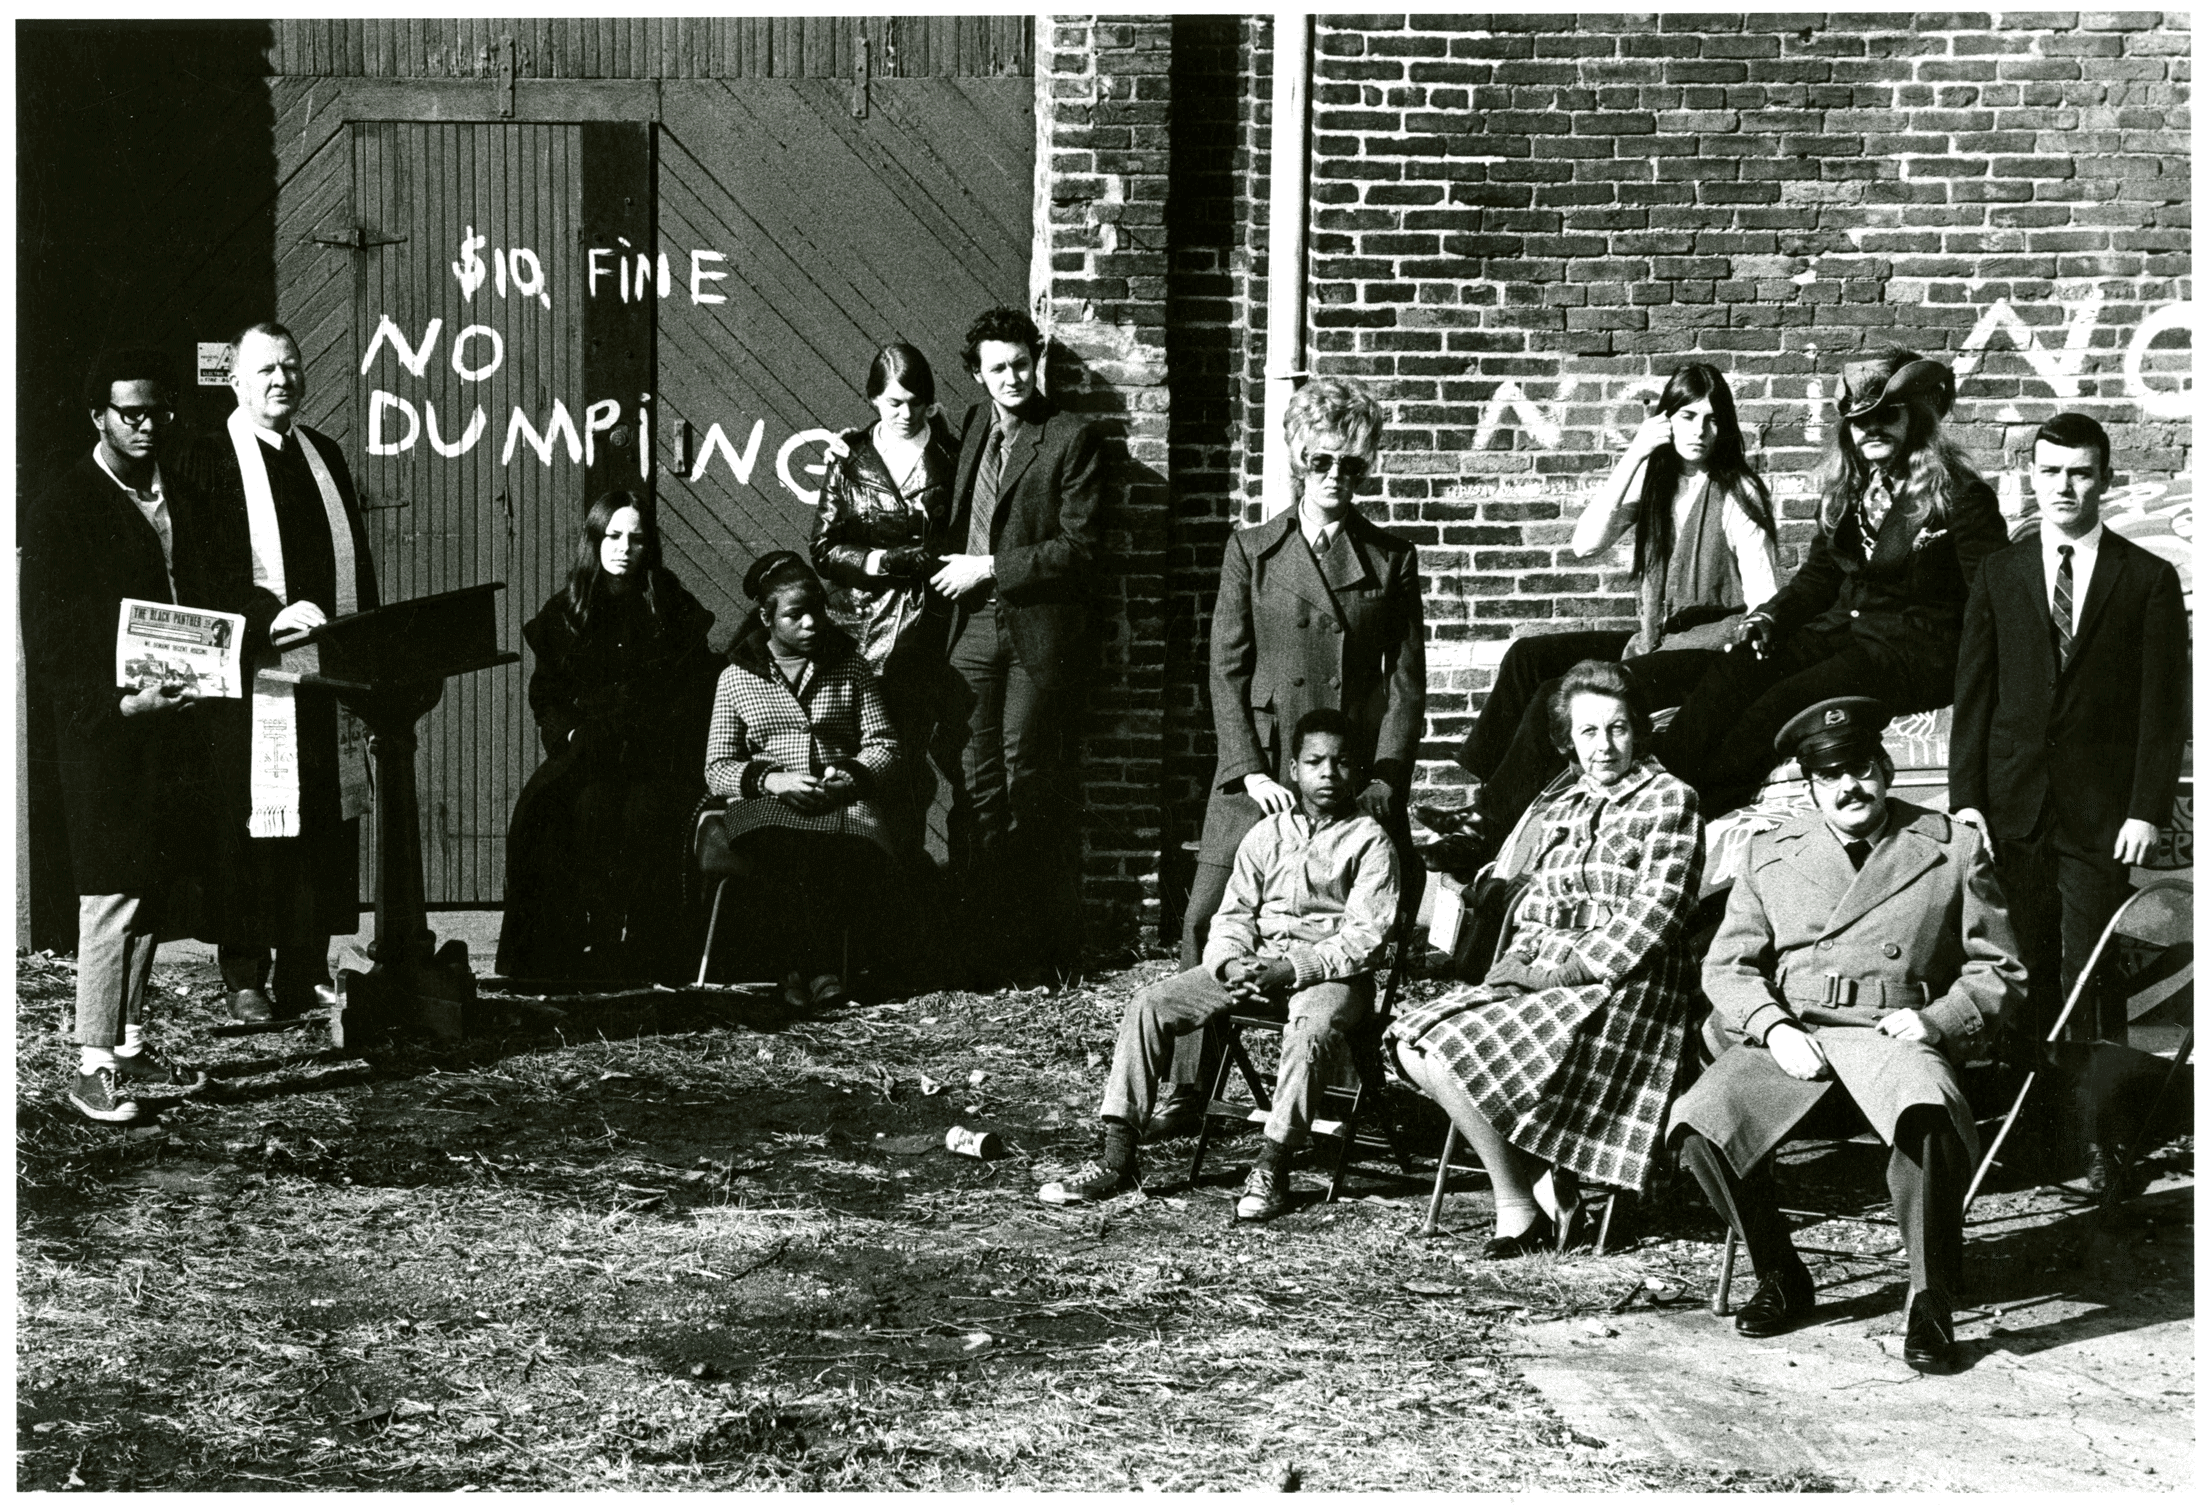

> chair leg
[1963,1069,2037,1217]
[1593,1188,1624,1256]
[1327,1091,1362,1203]
[695,879,729,987]
[1189,1026,1239,1188]
[1422,1123,1461,1237]
[1712,1226,1737,1317]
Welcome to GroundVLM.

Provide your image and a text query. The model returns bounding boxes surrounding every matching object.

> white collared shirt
[2041,515,2104,631]
[1572,467,1780,608]
[1298,506,1345,555]
[93,445,174,599]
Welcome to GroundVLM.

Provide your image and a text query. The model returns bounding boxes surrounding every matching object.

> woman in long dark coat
[497,490,722,981]
[1391,661,1704,1258]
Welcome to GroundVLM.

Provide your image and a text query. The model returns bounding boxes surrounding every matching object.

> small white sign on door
[198,342,235,386]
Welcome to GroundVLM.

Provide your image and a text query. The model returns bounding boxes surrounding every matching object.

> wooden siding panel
[345,121,585,902]
[652,77,1033,637]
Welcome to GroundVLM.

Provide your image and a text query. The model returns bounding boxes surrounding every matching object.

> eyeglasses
[1303,452,1369,482]
[107,405,174,429]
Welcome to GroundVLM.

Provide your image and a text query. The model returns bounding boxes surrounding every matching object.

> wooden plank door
[350,121,587,904]
[653,77,1036,633]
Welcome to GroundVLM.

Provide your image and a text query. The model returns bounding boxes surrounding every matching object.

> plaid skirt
[1389,944,1691,1192]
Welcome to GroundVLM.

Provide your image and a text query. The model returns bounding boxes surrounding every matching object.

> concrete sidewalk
[1513,1174,2194,1491]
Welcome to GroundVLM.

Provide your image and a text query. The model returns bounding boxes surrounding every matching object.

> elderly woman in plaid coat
[704,551,900,1006]
[1391,660,1704,1258]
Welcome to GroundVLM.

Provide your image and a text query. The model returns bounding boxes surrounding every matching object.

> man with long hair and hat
[1654,350,2007,818]
[1669,696,2026,1374]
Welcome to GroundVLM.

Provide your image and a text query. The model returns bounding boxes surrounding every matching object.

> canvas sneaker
[115,1046,207,1093]
[67,1066,141,1124]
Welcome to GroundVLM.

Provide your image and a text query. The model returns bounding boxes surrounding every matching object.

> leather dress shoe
[1733,1264,1815,1338]
[1903,1288,1958,1373]
[226,987,276,1024]
[1481,1212,1556,1261]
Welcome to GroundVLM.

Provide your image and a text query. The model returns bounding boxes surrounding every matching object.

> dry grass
[16,945,1981,1490]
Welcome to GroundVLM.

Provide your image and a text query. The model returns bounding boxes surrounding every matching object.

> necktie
[2052,544,2075,669]
[1860,469,1894,553]
[968,422,1008,553]
[1844,839,1871,873]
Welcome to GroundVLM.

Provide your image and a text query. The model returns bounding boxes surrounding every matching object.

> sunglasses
[1303,452,1369,482]
[1807,758,1884,784]
[107,405,174,429]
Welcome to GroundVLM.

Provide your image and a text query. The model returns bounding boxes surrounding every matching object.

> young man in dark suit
[934,307,1102,982]
[1950,411,2188,1176]
[20,349,256,1120]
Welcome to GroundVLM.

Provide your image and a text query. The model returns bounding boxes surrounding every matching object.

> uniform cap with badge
[1774,696,1893,775]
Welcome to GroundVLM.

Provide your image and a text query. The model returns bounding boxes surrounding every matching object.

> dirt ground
[16,943,2193,1491]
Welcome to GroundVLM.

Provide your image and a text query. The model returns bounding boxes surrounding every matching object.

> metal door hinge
[500,34,517,118]
[852,35,870,118]
[313,227,408,252]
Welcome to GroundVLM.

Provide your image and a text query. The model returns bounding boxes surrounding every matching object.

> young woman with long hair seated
[1428,362,1778,869]
[1391,661,1704,1258]
[1654,349,2006,818]
[498,490,723,980]
[703,550,900,1007]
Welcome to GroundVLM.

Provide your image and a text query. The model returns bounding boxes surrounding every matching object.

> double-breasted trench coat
[1199,505,1426,862]
[1388,758,1704,1192]
[1670,799,2026,1177]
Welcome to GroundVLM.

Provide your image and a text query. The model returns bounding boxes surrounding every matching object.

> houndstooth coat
[703,627,900,853]
[1390,757,1703,1191]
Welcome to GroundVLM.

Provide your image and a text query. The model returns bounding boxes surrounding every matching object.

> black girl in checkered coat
[1390,660,1705,1258]
[703,551,901,1007]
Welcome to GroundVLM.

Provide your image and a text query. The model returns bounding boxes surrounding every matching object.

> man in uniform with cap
[1655,349,2007,819]
[1669,696,2026,1373]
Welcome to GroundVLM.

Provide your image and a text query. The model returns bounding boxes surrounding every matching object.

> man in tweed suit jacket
[1670,696,2025,1375]
[933,307,1103,982]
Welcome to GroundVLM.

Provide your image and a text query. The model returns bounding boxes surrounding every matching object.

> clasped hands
[764,763,860,814]
[1483,947,1596,994]
[1220,954,1296,1004]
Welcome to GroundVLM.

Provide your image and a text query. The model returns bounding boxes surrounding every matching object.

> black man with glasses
[1151,376,1426,1142]
[1669,696,2025,1374]
[21,348,259,1122]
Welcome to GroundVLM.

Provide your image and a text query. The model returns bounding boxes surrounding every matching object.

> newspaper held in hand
[115,598,246,698]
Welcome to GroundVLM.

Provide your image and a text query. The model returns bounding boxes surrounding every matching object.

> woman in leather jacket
[811,342,957,855]
[497,490,723,980]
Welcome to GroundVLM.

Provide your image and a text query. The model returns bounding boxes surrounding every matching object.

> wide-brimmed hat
[1835,354,1955,422]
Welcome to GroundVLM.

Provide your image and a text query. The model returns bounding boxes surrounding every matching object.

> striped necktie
[2052,544,2075,669]
[968,421,1009,552]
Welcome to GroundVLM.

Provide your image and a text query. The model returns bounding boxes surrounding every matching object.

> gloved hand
[879,545,932,578]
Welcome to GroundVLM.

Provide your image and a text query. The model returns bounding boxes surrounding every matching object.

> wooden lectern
[266,582,518,1045]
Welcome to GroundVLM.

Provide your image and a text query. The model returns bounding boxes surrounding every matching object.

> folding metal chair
[1186,854,1425,1201]
[691,805,849,988]
[1967,876,2194,1213]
